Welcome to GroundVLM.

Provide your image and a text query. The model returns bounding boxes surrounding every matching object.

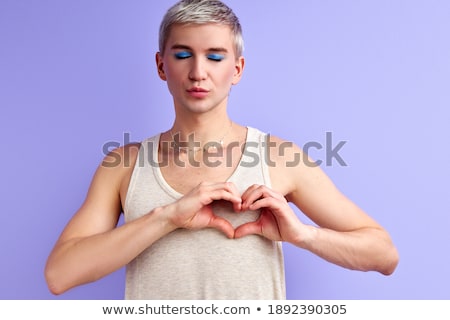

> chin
[184,103,220,114]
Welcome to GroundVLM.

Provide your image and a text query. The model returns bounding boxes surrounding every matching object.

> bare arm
[44,145,175,294]
[235,135,399,275]
[287,175,399,275]
[45,145,243,295]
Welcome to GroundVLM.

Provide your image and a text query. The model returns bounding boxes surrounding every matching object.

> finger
[207,181,239,195]
[241,185,263,211]
[194,182,240,205]
[222,182,242,212]
[222,181,240,196]
[241,185,281,210]
[234,221,262,239]
[192,182,242,212]
[207,188,242,207]
[240,184,260,200]
[248,197,284,212]
[208,216,235,239]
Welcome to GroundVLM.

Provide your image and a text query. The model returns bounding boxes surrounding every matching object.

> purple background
[1,0,449,299]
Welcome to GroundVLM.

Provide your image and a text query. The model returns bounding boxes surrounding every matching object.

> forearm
[297,225,399,275]
[45,207,175,295]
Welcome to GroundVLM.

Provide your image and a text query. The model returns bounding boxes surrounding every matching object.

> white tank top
[124,127,286,299]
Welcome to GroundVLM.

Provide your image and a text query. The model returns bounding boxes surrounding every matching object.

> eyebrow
[170,44,228,53]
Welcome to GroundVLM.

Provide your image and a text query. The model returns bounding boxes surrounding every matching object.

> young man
[45,0,398,299]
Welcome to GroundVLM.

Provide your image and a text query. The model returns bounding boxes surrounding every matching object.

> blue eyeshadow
[207,53,225,61]
[174,51,192,59]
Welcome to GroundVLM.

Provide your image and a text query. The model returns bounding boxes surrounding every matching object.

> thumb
[209,216,235,239]
[234,221,261,239]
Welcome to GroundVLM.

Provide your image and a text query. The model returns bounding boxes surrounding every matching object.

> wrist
[148,205,178,234]
[295,224,318,249]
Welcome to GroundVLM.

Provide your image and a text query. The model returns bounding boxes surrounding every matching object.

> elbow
[47,283,65,296]
[44,262,69,296]
[379,245,400,276]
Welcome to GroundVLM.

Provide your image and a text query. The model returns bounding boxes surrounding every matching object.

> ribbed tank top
[124,127,286,299]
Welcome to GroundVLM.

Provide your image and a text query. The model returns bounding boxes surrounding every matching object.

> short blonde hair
[159,0,244,56]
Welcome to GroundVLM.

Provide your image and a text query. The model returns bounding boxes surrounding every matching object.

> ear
[155,52,167,81]
[231,56,245,85]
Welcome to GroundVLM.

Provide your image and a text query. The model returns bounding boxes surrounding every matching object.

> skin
[44,23,399,295]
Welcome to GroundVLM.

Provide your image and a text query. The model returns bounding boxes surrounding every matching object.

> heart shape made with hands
[208,199,262,239]
[180,183,292,240]
[208,187,290,241]
[211,199,260,229]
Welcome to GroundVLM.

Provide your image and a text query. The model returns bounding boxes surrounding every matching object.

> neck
[171,110,232,143]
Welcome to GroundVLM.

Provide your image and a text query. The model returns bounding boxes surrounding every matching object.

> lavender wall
[1,0,449,299]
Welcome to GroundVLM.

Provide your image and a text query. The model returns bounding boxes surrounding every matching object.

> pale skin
[45,23,399,295]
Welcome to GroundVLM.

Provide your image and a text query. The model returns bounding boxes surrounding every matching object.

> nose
[188,57,207,81]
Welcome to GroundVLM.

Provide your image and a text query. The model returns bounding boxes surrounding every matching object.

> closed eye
[207,53,225,61]
[174,51,192,59]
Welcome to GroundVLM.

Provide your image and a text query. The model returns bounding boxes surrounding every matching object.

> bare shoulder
[98,142,142,209]
[101,143,141,172]
[55,143,141,243]
[265,134,316,195]
[266,134,380,230]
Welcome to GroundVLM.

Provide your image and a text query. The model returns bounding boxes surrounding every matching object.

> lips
[187,87,208,92]
[187,87,209,98]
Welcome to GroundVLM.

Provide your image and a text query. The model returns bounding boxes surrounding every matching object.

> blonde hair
[159,0,244,56]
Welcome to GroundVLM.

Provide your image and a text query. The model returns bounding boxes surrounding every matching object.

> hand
[166,181,242,238]
[234,184,308,243]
